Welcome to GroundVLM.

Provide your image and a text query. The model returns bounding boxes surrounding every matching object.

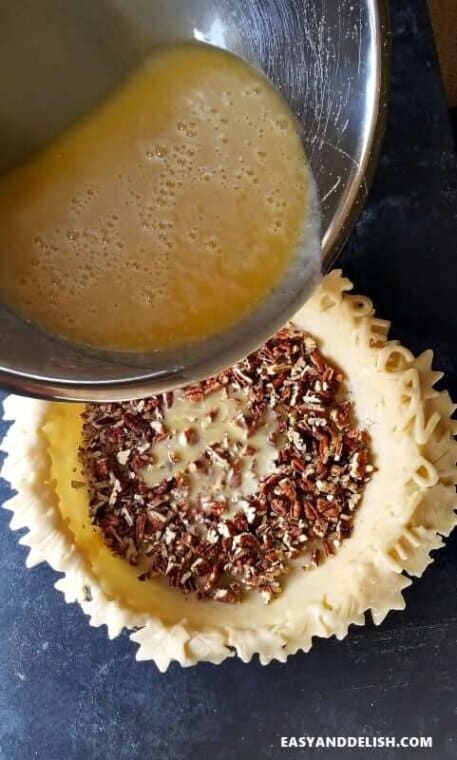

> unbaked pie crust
[1,271,456,671]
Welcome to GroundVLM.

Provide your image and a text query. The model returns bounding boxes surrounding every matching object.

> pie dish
[1,271,456,671]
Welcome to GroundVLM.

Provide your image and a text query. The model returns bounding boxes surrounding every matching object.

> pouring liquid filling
[0,42,312,352]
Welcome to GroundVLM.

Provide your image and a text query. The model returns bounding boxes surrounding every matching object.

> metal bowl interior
[0,0,389,401]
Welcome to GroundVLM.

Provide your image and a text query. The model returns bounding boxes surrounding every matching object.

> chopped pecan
[80,324,372,605]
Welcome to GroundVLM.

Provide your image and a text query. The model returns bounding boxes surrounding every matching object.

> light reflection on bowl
[0,0,389,401]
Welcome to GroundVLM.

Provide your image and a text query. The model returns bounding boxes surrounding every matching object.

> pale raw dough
[1,271,456,671]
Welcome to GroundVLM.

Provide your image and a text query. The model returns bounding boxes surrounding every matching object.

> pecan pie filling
[80,326,373,604]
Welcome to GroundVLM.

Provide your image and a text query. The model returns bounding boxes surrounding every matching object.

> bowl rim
[322,0,391,271]
[0,0,391,401]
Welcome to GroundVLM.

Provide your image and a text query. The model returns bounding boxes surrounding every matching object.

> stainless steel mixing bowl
[0,0,389,401]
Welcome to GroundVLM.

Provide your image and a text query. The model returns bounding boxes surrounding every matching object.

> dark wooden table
[1,2,456,758]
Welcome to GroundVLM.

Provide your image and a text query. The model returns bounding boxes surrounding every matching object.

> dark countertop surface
[1,2,456,759]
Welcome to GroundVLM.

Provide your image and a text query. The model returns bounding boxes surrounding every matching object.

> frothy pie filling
[0,42,312,351]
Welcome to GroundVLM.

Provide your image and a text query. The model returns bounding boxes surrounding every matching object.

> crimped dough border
[1,271,456,671]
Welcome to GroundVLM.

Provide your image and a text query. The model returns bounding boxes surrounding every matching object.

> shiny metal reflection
[0,0,389,401]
